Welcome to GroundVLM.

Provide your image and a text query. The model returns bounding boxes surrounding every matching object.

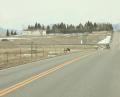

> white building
[22,30,46,36]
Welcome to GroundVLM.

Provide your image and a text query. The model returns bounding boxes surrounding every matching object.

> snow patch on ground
[98,36,111,44]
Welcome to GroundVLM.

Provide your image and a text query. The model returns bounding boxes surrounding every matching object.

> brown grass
[0,32,112,69]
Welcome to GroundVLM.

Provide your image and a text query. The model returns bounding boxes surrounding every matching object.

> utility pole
[35,44,37,60]
[31,42,33,61]
[20,48,22,64]
[5,52,8,65]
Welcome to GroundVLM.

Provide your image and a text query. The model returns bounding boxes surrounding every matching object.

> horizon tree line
[26,21,113,34]
[6,30,17,36]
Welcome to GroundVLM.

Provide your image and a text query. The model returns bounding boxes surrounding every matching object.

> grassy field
[0,31,112,69]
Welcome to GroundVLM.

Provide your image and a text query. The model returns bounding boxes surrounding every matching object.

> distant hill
[113,24,120,31]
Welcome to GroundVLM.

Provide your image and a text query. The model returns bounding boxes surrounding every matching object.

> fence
[0,43,100,69]
[0,32,111,69]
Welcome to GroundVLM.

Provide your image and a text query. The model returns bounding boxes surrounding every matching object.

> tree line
[26,21,113,34]
[6,30,17,36]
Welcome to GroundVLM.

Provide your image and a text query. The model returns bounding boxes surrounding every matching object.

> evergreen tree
[35,22,38,30]
[38,23,41,29]
[6,30,10,36]
[26,22,113,34]
[84,21,94,33]
[76,23,84,33]
[14,31,17,35]
[47,25,50,30]
[93,23,97,31]
[11,30,14,35]
[28,25,31,30]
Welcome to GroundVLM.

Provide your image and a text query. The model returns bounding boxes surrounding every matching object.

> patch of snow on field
[0,37,28,41]
[48,55,56,57]
[23,54,31,56]
[0,37,27,39]
[98,36,111,44]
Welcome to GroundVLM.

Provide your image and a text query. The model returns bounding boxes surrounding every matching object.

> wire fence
[0,43,99,69]
[0,32,112,69]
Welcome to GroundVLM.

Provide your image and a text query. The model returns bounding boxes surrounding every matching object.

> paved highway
[0,32,120,97]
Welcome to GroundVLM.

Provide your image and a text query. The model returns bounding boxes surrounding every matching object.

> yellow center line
[0,52,96,96]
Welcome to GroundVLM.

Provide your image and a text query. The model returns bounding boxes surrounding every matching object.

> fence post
[31,42,33,61]
[6,52,8,65]
[35,44,37,60]
[20,48,22,64]
[43,48,44,57]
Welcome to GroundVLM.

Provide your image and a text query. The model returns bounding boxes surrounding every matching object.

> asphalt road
[0,32,120,97]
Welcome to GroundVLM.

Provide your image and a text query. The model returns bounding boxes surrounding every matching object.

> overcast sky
[0,0,120,29]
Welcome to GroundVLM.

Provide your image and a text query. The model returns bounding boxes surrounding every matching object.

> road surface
[0,32,120,97]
